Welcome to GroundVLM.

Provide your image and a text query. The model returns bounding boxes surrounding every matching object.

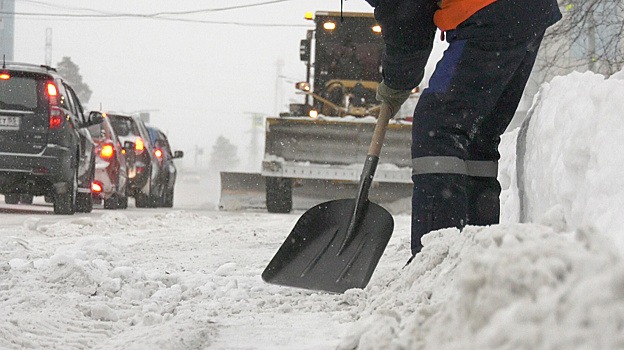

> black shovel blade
[262,198,394,293]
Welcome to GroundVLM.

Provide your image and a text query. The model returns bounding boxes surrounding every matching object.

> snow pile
[339,70,624,349]
[341,225,624,349]
[521,71,624,250]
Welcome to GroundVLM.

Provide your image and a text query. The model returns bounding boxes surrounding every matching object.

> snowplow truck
[219,11,415,213]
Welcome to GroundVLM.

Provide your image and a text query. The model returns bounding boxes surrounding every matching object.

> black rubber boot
[467,176,501,226]
[411,173,468,257]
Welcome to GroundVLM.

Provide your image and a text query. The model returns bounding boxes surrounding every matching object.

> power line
[134,0,299,15]
[1,12,312,27]
[12,0,299,17]
[5,0,312,27]
[15,0,296,10]
[15,0,108,14]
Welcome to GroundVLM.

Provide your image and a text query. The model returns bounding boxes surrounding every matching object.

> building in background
[0,0,15,62]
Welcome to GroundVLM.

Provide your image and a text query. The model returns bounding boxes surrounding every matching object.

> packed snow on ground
[1,69,624,349]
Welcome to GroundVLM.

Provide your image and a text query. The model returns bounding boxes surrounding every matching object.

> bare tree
[209,136,240,172]
[539,0,624,78]
[56,57,93,104]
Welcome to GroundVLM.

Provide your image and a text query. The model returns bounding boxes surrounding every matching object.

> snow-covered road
[0,184,412,349]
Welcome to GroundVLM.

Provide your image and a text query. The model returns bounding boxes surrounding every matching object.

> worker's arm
[370,0,438,91]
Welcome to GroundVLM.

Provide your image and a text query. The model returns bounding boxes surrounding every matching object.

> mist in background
[11,0,375,172]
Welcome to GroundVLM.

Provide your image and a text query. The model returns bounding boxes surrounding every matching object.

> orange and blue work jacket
[365,0,562,90]
[434,0,497,31]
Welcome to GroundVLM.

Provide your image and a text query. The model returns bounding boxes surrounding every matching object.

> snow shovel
[262,104,395,293]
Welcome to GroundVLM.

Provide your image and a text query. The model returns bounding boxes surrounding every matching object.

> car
[0,62,103,214]
[87,113,129,209]
[146,125,184,207]
[106,113,161,207]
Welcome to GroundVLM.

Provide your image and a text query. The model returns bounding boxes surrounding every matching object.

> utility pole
[0,0,16,62]
[274,58,285,116]
[45,28,52,66]
[194,145,204,170]
[244,112,264,171]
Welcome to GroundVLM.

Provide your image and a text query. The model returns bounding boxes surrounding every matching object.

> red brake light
[154,149,163,159]
[46,83,58,97]
[49,107,63,129]
[0,73,10,80]
[92,182,103,193]
[100,144,115,159]
[47,82,62,129]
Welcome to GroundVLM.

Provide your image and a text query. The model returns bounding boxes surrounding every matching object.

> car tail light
[49,106,63,129]
[154,148,163,159]
[46,81,63,129]
[92,182,103,193]
[100,144,115,159]
[135,137,145,155]
[46,82,58,97]
[0,73,10,80]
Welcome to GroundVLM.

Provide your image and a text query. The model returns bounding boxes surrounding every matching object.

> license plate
[0,116,20,130]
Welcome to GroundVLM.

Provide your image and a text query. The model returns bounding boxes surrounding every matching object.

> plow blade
[219,172,412,214]
[264,117,412,168]
[219,117,414,214]
[219,172,266,211]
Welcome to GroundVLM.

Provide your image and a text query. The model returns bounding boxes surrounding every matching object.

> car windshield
[0,76,39,111]
[147,127,172,154]
[87,124,105,139]
[147,127,165,146]
[109,116,139,137]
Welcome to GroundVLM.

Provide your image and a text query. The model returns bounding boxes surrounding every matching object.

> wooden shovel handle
[368,103,392,157]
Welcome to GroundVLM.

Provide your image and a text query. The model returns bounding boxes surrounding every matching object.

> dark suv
[107,113,160,207]
[0,63,103,214]
[146,125,183,207]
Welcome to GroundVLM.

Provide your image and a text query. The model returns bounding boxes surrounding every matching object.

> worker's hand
[376,81,411,117]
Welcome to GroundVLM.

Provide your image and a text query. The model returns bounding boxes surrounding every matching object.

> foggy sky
[12,0,374,171]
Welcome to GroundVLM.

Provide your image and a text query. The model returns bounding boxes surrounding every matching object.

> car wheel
[147,178,164,208]
[19,194,34,205]
[135,193,149,208]
[76,156,95,213]
[54,171,77,215]
[4,194,19,205]
[118,186,128,209]
[148,194,162,208]
[163,187,174,208]
[103,195,118,210]
[118,195,128,209]
[75,192,93,213]
[266,177,292,213]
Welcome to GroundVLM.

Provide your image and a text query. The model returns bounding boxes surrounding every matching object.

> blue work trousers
[410,32,544,255]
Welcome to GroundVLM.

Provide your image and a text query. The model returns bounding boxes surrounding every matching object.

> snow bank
[341,225,624,349]
[520,71,624,251]
[339,70,624,349]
